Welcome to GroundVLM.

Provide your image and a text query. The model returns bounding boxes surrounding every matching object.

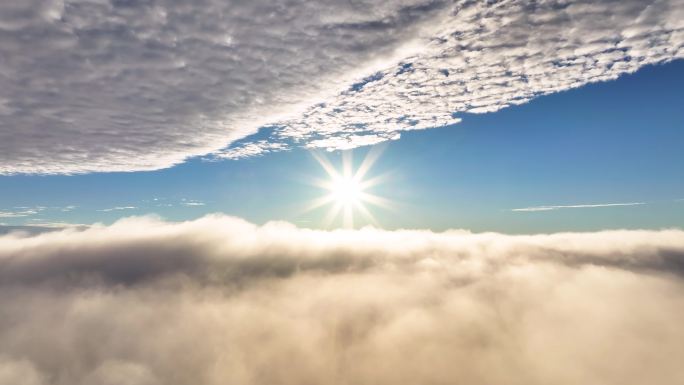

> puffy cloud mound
[1,214,684,384]
[0,0,683,173]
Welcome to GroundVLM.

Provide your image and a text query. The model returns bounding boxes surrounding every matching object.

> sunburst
[304,147,392,228]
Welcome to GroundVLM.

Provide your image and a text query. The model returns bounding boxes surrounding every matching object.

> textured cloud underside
[0,0,683,173]
[1,215,684,384]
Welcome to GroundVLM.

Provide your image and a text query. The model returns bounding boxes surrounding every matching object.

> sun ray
[302,194,336,213]
[342,150,353,179]
[359,192,395,210]
[323,202,343,228]
[309,176,334,190]
[354,199,378,226]
[353,144,385,182]
[359,173,391,190]
[343,204,353,228]
[311,151,340,180]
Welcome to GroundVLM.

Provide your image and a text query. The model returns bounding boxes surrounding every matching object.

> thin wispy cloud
[23,219,85,228]
[97,206,137,212]
[0,207,44,218]
[0,206,79,225]
[0,210,35,218]
[143,197,208,208]
[0,0,681,173]
[512,202,647,212]
[180,201,206,207]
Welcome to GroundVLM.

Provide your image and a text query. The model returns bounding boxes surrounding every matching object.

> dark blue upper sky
[1,60,682,233]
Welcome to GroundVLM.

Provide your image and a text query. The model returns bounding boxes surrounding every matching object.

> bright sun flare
[304,147,392,228]
[330,176,362,205]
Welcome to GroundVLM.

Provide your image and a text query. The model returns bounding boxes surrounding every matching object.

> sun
[303,147,392,228]
[330,175,362,205]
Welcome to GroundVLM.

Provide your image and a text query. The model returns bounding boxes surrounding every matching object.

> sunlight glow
[331,176,362,205]
[304,147,393,228]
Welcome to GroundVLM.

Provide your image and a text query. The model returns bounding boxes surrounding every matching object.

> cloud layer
[1,214,684,384]
[0,0,682,173]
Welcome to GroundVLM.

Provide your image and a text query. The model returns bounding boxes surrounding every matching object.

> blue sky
[1,60,682,233]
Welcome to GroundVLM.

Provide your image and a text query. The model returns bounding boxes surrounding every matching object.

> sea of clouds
[1,214,683,384]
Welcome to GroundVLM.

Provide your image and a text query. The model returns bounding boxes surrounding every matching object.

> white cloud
[220,140,289,160]
[0,211,32,218]
[23,220,85,229]
[0,0,681,174]
[97,206,137,212]
[180,199,205,207]
[0,0,450,174]
[305,133,402,151]
[0,214,684,384]
[512,202,647,212]
[0,207,44,218]
[224,0,684,156]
